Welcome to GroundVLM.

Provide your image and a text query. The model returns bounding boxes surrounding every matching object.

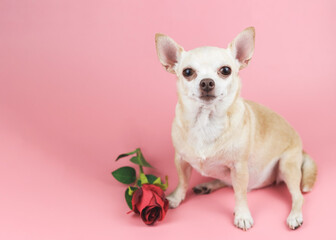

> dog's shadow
[179,182,295,229]
[189,188,233,214]
[250,183,291,215]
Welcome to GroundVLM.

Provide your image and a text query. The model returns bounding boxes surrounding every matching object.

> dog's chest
[187,155,232,180]
[187,108,225,152]
[181,110,234,179]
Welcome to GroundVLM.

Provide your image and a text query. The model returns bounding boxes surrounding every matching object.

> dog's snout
[200,78,215,92]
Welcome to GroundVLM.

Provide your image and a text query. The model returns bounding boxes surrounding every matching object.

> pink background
[1,0,336,239]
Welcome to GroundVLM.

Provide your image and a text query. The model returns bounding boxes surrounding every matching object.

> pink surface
[1,0,336,239]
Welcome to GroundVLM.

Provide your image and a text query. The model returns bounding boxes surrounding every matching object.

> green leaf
[140,173,148,184]
[111,166,136,184]
[138,151,154,168]
[129,156,139,165]
[127,186,135,196]
[125,187,137,210]
[115,150,137,161]
[129,149,154,168]
[147,174,158,183]
[153,176,168,191]
[153,177,161,185]
[160,176,169,191]
[137,174,158,187]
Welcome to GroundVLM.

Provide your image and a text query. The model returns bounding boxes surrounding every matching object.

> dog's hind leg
[193,179,228,195]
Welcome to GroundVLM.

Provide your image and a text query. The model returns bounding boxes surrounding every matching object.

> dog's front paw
[166,191,185,209]
[234,210,254,231]
[287,212,303,230]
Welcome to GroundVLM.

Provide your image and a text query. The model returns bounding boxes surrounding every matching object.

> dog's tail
[301,151,317,192]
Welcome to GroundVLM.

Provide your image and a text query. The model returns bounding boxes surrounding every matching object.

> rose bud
[131,184,169,225]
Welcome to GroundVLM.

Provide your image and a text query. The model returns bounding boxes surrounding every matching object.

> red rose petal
[141,206,161,225]
[134,190,155,213]
[132,184,169,224]
[131,188,143,214]
[142,184,165,196]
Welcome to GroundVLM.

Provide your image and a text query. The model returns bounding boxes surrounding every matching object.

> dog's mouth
[200,94,216,101]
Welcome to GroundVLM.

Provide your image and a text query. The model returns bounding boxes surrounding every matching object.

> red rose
[132,184,169,225]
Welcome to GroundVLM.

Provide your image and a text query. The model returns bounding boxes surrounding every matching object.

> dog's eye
[183,68,194,77]
[219,66,231,76]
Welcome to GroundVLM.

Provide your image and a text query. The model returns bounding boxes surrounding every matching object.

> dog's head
[155,27,255,108]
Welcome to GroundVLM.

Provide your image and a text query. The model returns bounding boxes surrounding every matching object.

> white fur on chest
[187,107,226,157]
[186,155,232,182]
[177,107,235,180]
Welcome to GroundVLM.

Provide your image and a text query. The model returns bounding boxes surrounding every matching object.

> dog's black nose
[200,78,215,92]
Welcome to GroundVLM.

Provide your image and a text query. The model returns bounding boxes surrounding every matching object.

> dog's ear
[155,34,184,74]
[229,27,255,70]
